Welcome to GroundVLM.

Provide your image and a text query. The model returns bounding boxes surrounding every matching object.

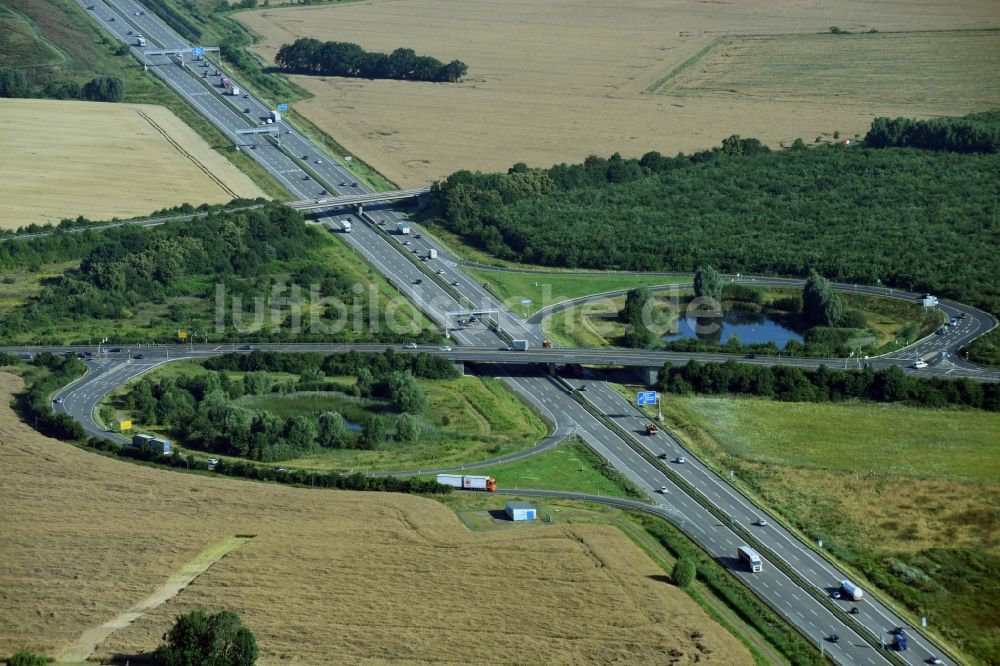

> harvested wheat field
[238,0,999,186]
[0,98,264,230]
[0,373,751,665]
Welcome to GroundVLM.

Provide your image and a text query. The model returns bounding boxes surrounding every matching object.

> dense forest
[424,116,1000,311]
[865,111,1000,153]
[0,204,436,344]
[275,38,468,83]
[121,351,458,461]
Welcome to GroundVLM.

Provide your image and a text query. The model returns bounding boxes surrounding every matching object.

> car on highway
[402,240,411,245]
[414,233,422,239]
[745,352,757,359]
[675,456,686,464]
[352,182,359,187]
[134,353,144,359]
[244,108,251,113]
[960,312,968,319]
[243,93,249,98]
[53,397,64,404]
[315,160,322,164]
[927,656,943,665]
[937,327,946,335]
[108,16,115,21]
[658,452,669,459]
[451,281,460,286]
[413,278,422,285]
[240,344,254,350]
[756,517,768,526]
[436,270,444,275]
[404,342,418,349]
[829,634,839,644]
[659,486,668,494]
[911,360,928,369]
[87,4,94,8]
[439,345,452,352]
[109,348,122,353]
[831,590,842,599]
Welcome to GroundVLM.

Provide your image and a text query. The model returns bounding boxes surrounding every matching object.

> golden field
[0,99,264,230]
[0,373,751,665]
[238,0,999,186]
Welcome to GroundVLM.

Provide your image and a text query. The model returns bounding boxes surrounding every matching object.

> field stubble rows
[0,373,751,664]
[238,0,999,186]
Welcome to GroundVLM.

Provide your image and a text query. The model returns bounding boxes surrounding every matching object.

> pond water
[345,419,363,431]
[662,309,804,348]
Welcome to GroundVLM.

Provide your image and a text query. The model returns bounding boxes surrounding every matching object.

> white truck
[396,222,411,235]
[341,220,352,233]
[508,339,529,351]
[436,474,497,492]
[427,248,438,260]
[135,35,146,47]
[840,579,864,601]
[230,86,240,96]
[270,110,281,123]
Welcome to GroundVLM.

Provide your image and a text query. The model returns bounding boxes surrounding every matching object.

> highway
[44,3,981,664]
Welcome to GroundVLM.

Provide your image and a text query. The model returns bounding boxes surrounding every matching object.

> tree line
[658,359,1000,410]
[0,67,124,101]
[865,111,1000,153]
[275,38,468,82]
[424,118,999,311]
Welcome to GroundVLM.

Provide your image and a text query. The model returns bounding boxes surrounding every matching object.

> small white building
[505,501,537,521]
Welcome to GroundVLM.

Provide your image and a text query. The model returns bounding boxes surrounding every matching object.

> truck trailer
[270,110,281,123]
[436,474,497,492]
[230,86,240,96]
[840,579,864,601]
[427,248,438,259]
[341,220,352,233]
[135,36,146,47]
[396,222,411,235]
[738,546,763,572]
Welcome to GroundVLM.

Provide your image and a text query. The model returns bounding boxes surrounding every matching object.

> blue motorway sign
[191,47,205,56]
[637,390,658,406]
[277,103,289,111]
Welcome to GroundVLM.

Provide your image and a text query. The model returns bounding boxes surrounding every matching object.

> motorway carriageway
[63,3,973,663]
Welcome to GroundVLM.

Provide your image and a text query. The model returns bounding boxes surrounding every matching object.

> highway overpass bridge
[287,187,430,212]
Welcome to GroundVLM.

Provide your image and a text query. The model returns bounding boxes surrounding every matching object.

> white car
[911,360,928,369]
[53,397,64,404]
[675,456,686,464]
[756,517,768,527]
[659,486,668,494]
[439,345,452,352]
[404,342,418,349]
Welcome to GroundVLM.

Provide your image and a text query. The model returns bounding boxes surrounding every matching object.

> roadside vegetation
[541,277,938,357]
[0,204,435,345]
[463,437,645,499]
[658,394,1000,664]
[104,350,548,471]
[964,327,1000,368]
[423,116,1000,311]
[658,359,1000,411]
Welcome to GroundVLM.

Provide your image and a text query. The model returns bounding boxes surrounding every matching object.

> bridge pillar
[356,204,364,215]
[452,361,466,376]
[636,366,659,387]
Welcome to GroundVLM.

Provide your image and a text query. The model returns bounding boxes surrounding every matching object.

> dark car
[134,353,144,359]
[829,634,839,643]
[745,352,757,359]
[240,344,254,351]
[109,348,122,353]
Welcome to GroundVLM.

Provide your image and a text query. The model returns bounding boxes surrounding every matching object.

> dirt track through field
[56,536,252,662]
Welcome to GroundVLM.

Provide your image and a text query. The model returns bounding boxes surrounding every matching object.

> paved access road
[53,4,976,664]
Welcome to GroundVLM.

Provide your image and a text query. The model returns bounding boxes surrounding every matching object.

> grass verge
[660,394,998,665]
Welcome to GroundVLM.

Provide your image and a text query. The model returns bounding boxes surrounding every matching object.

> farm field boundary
[650,29,1000,111]
[56,536,253,662]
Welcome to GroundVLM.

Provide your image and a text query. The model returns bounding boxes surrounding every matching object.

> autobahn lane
[61,4,976,663]
[575,378,954,663]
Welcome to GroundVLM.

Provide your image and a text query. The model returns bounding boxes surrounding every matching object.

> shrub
[672,556,697,587]
[8,650,48,666]
[154,608,257,666]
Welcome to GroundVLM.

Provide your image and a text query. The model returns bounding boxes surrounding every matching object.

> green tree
[153,608,258,666]
[8,650,48,666]
[0,67,31,98]
[387,370,427,413]
[694,265,722,303]
[284,415,317,450]
[620,286,656,348]
[83,76,125,102]
[317,411,348,448]
[672,556,696,588]
[802,271,843,326]
[359,414,388,449]
[243,371,271,396]
[396,413,420,442]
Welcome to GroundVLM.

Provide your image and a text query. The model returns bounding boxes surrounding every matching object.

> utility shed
[505,501,537,521]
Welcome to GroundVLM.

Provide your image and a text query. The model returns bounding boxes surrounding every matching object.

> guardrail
[554,375,908,665]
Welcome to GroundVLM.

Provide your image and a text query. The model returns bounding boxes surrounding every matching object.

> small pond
[662,310,804,348]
